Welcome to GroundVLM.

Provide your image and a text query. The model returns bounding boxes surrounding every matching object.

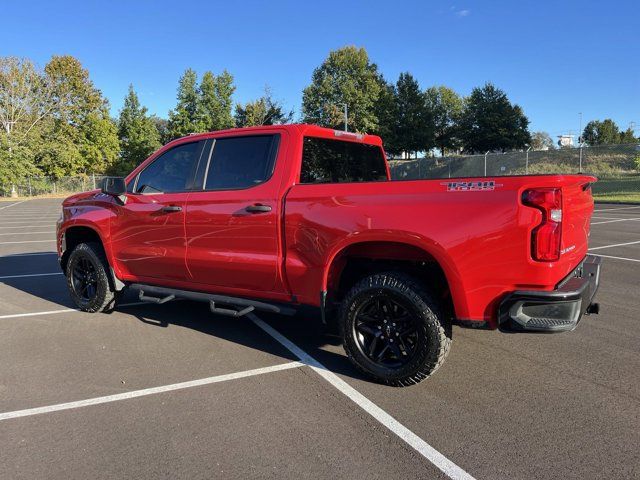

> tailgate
[559,177,596,272]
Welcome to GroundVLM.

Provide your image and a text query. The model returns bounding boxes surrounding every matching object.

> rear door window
[300,137,388,184]
[204,135,279,190]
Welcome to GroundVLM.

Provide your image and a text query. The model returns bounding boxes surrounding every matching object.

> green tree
[0,57,52,185]
[389,73,433,157]
[151,116,171,144]
[38,55,118,177]
[620,127,638,144]
[114,85,161,174]
[235,88,293,127]
[302,46,385,133]
[167,68,203,139]
[374,81,400,155]
[425,86,463,156]
[582,119,622,145]
[530,131,554,150]
[458,83,531,153]
[199,70,235,131]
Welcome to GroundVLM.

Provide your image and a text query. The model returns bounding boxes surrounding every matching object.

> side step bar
[130,283,296,318]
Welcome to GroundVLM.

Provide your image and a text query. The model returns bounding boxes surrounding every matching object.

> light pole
[578,112,583,144]
[484,151,490,176]
[340,103,348,131]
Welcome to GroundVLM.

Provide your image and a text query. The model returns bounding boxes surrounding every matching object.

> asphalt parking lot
[0,198,638,480]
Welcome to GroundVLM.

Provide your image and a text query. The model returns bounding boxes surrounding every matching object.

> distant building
[557,134,574,148]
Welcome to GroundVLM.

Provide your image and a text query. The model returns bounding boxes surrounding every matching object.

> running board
[130,284,295,317]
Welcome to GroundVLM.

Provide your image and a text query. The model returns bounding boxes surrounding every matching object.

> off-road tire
[66,242,115,313]
[340,272,451,387]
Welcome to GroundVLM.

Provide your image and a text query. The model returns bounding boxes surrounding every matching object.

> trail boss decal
[441,180,501,192]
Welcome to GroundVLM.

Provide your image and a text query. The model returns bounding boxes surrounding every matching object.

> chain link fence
[389,144,640,202]
[0,175,108,198]
[1,144,639,202]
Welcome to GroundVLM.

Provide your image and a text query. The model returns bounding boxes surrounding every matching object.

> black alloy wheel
[353,293,420,368]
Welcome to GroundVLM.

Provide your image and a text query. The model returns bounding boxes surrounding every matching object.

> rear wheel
[340,272,451,386]
[66,242,115,313]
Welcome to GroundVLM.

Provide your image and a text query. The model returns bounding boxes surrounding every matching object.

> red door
[110,193,188,281]
[111,140,206,282]
[184,133,285,294]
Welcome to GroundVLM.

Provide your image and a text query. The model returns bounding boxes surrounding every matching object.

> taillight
[522,188,562,261]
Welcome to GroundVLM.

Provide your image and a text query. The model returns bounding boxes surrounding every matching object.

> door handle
[161,205,182,213]
[245,204,272,213]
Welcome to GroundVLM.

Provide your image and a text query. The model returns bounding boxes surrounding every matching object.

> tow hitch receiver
[586,302,600,315]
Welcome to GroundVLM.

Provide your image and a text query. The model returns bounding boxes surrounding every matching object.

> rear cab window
[300,137,388,184]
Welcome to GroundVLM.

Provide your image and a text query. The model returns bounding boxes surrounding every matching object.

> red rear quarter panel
[284,174,595,325]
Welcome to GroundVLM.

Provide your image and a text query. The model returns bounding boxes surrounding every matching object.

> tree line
[1,48,637,185]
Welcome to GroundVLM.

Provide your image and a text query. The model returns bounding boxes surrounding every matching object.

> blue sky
[2,0,638,138]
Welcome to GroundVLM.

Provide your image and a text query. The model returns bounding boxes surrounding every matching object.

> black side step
[130,283,296,317]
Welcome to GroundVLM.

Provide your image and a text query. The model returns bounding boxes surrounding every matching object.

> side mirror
[101,177,126,197]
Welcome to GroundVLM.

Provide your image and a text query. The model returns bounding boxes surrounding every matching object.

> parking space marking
[0,252,57,257]
[589,240,640,251]
[0,302,152,320]
[0,361,304,422]
[249,314,475,480]
[0,240,54,245]
[593,205,640,212]
[0,231,52,236]
[590,253,640,263]
[0,201,28,210]
[0,272,63,280]
[0,226,56,230]
[0,220,56,227]
[0,308,75,319]
[590,217,640,225]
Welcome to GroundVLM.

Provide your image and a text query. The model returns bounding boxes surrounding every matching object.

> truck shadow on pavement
[1,268,371,383]
[126,299,370,383]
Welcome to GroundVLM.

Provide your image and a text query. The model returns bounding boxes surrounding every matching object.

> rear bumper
[498,255,602,332]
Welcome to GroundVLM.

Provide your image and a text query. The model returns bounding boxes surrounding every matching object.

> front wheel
[340,272,451,386]
[66,242,115,313]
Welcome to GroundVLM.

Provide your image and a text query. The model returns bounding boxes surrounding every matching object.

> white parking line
[0,361,304,421]
[0,272,63,280]
[0,240,54,245]
[594,205,640,212]
[0,226,55,231]
[0,308,75,319]
[0,231,52,236]
[589,240,640,251]
[0,302,153,319]
[249,314,475,480]
[0,201,28,210]
[590,253,640,263]
[0,222,56,226]
[0,252,57,257]
[590,217,640,225]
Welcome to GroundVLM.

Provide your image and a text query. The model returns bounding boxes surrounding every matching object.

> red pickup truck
[57,124,601,386]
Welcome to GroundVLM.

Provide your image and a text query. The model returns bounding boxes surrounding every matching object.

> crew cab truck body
[57,124,601,386]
